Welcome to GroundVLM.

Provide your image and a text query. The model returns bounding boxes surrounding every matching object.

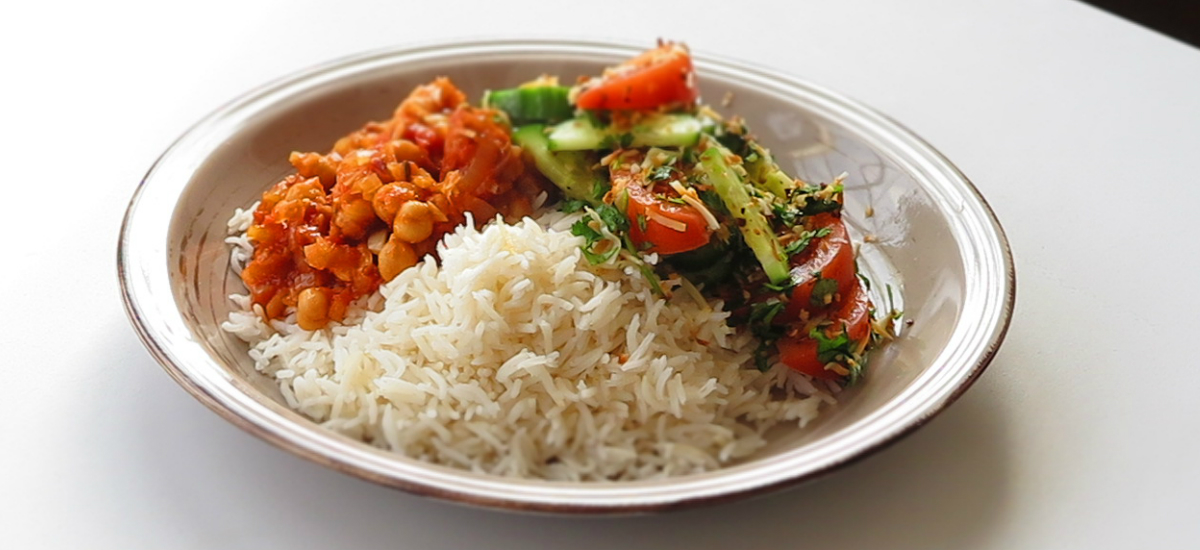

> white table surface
[4,0,1199,547]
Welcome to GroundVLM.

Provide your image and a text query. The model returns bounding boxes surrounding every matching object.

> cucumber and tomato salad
[489,42,888,383]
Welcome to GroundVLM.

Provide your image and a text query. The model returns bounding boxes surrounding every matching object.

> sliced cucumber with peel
[547,114,703,151]
[511,124,608,204]
[483,86,573,125]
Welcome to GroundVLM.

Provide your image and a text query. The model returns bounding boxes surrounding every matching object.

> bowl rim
[118,37,1015,514]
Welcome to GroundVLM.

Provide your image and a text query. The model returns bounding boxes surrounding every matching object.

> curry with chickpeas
[239,77,552,330]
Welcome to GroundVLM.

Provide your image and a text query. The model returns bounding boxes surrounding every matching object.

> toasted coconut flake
[669,180,720,231]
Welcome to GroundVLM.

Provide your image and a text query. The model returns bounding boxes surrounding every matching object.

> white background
[4,0,1199,548]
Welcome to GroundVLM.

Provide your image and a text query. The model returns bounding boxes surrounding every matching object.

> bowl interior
[127,40,1010,512]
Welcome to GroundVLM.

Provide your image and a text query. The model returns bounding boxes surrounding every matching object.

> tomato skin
[575,44,698,111]
[780,216,856,322]
[608,159,711,255]
[623,183,711,254]
[777,337,832,380]
[777,281,872,379]
[774,215,873,380]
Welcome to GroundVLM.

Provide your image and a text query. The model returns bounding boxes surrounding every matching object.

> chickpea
[289,152,338,188]
[372,182,419,224]
[378,236,418,281]
[387,160,418,183]
[302,238,336,270]
[296,287,330,330]
[355,173,383,201]
[393,200,434,244]
[411,171,437,191]
[334,198,376,239]
[386,140,425,165]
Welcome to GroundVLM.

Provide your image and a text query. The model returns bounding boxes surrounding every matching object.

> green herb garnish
[648,165,676,182]
[810,277,839,307]
[783,226,831,257]
[763,276,798,293]
[810,325,867,384]
[570,218,618,264]
[560,199,587,213]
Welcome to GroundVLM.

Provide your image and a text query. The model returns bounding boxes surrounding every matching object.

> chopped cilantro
[783,226,832,257]
[748,300,785,330]
[636,213,648,232]
[570,204,629,265]
[697,188,726,214]
[763,276,798,293]
[648,165,676,182]
[777,226,825,256]
[811,326,851,363]
[771,202,801,227]
[810,325,868,385]
[560,199,587,213]
[753,341,775,372]
[590,180,609,203]
[597,203,629,234]
[800,199,841,216]
[716,131,750,158]
[570,218,618,264]
[570,218,600,241]
[886,283,903,321]
[746,299,788,371]
[810,277,838,307]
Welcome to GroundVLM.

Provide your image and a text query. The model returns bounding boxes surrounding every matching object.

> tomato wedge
[777,281,872,379]
[574,43,698,111]
[609,160,711,255]
[780,215,857,322]
[623,183,711,254]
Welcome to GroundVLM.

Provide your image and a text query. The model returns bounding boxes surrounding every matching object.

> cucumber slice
[547,118,609,151]
[698,144,790,284]
[511,124,608,203]
[547,114,703,151]
[629,114,703,148]
[483,87,573,125]
[744,142,794,197]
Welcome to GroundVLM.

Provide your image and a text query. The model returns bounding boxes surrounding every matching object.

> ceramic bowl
[118,39,1014,513]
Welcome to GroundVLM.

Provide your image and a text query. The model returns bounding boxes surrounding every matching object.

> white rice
[222,208,834,481]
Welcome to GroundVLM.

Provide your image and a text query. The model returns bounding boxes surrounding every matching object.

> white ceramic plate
[119,39,1014,513]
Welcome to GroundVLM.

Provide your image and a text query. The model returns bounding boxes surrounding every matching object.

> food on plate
[222,42,898,480]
